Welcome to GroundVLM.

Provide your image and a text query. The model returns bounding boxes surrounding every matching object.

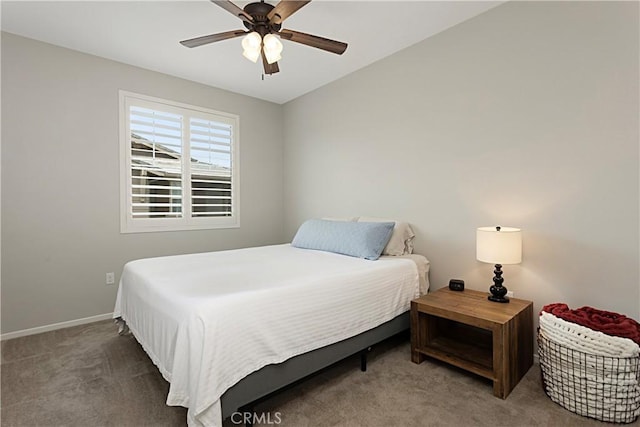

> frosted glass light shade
[242,48,260,63]
[476,226,522,265]
[242,32,262,63]
[262,34,283,64]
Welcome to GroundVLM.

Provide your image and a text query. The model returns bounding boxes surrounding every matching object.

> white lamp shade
[476,226,522,265]
[262,34,283,64]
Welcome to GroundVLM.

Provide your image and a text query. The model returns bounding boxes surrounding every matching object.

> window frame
[119,90,240,233]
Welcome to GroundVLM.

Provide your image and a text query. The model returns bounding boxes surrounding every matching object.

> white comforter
[113,244,424,427]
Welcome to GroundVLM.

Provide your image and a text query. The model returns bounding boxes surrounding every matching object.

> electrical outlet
[506,290,514,298]
[106,272,115,285]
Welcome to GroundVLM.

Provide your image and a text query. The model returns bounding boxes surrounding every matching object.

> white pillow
[357,217,415,256]
[322,216,359,222]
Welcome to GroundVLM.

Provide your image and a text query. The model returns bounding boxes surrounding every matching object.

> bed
[113,220,429,427]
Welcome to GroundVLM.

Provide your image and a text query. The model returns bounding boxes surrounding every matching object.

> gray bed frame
[220,311,410,419]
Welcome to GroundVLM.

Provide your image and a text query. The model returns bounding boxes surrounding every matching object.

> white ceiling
[1,1,502,104]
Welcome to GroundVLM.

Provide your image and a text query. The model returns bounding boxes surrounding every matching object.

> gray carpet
[1,320,610,426]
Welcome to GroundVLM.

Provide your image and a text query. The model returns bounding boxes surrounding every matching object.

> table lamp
[476,226,522,303]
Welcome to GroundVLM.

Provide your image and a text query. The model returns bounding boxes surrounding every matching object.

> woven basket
[538,332,640,423]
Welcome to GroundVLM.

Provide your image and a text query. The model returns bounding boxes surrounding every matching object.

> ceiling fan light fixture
[263,34,283,64]
[242,48,261,63]
[180,1,349,76]
[242,31,262,63]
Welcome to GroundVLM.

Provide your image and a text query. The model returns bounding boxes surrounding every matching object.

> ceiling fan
[180,0,348,75]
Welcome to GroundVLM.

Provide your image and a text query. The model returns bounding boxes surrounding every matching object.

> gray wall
[1,33,285,334]
[283,2,640,319]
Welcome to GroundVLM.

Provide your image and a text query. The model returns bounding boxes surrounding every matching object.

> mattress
[113,244,427,427]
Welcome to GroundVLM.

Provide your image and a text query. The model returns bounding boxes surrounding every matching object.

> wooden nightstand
[411,287,533,399]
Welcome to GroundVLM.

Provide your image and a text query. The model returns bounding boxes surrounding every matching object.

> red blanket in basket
[542,303,640,345]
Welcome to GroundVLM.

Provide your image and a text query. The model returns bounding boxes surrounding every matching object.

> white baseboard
[1,313,114,341]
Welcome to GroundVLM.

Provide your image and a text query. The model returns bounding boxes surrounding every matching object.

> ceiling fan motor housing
[243,2,282,36]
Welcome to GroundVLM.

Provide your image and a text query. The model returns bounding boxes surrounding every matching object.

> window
[119,91,239,233]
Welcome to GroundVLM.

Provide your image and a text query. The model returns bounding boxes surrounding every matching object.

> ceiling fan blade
[261,50,280,75]
[267,1,311,25]
[210,0,254,24]
[278,29,347,55]
[180,30,246,48]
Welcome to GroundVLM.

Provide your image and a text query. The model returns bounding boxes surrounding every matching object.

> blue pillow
[291,219,395,260]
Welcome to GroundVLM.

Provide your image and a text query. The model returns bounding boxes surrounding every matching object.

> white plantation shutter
[129,106,183,218]
[120,91,239,233]
[189,118,233,217]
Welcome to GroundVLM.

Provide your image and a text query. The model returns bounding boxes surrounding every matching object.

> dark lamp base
[488,263,510,303]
